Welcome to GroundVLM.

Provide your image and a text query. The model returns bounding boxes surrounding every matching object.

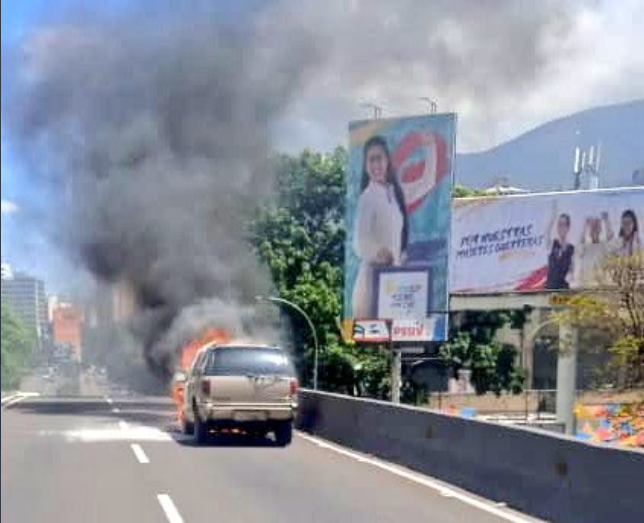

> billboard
[451,187,644,293]
[344,114,456,341]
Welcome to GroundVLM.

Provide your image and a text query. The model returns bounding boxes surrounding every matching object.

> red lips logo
[393,131,449,214]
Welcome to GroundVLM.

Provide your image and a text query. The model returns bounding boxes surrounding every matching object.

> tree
[439,310,527,395]
[251,158,525,396]
[1,302,36,390]
[249,148,393,394]
[249,148,348,386]
[552,253,644,387]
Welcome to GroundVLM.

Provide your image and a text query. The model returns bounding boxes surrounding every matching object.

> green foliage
[440,311,526,395]
[249,148,348,388]
[452,184,486,198]
[250,152,525,397]
[352,346,390,399]
[1,302,36,390]
[552,253,644,386]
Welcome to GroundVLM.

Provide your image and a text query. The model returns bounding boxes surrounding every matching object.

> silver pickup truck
[180,343,298,446]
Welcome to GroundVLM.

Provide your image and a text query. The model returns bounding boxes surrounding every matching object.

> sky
[1,0,643,293]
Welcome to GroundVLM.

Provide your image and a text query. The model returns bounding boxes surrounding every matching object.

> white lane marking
[105,397,113,405]
[112,407,121,413]
[1,394,19,405]
[296,432,540,523]
[130,443,149,464]
[119,420,129,431]
[157,494,185,523]
[1,392,40,408]
[39,426,172,442]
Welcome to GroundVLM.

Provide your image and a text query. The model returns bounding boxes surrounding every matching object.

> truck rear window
[204,347,295,377]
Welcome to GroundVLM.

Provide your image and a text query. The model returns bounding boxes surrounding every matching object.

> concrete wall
[296,390,643,523]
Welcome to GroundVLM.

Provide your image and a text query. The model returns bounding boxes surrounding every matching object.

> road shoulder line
[296,431,542,523]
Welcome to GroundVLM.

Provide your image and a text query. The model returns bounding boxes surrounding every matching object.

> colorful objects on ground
[575,401,644,448]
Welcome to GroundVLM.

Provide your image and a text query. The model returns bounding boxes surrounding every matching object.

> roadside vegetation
[1,301,36,390]
[249,149,527,400]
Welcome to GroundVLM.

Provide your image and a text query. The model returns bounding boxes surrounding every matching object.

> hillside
[456,100,644,191]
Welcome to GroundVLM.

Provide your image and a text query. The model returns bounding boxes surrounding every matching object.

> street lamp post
[255,295,320,390]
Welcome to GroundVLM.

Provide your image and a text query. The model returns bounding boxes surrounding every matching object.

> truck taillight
[289,378,298,396]
[201,379,211,396]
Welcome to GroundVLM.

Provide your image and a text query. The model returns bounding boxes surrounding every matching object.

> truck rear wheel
[274,421,293,447]
[193,405,209,445]
[181,413,194,435]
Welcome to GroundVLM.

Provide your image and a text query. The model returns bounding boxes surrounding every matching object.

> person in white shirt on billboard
[351,135,408,318]
[577,212,613,287]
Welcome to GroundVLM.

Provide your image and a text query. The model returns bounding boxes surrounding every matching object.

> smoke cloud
[3,4,321,378]
[3,0,608,378]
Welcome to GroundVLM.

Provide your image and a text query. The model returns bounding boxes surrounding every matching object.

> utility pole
[256,295,320,390]
[573,141,602,190]
[361,102,383,120]
[419,97,437,114]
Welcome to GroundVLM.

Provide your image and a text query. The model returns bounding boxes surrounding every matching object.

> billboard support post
[388,318,402,404]
[556,320,578,435]
[391,349,402,404]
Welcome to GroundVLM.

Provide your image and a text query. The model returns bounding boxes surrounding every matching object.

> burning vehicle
[171,328,232,424]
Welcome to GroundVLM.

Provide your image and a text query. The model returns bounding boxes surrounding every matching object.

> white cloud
[272,0,644,152]
[1,199,19,214]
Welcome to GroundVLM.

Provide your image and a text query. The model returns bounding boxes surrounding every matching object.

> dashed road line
[112,407,121,413]
[130,443,149,464]
[157,494,185,523]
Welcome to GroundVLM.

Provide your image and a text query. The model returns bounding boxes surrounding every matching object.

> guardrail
[296,389,643,523]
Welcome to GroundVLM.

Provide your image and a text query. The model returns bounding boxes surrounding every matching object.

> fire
[171,328,231,425]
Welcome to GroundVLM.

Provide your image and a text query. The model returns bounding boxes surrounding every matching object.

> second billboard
[343,114,456,341]
[451,187,643,293]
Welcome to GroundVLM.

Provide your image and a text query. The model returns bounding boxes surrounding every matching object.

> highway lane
[2,394,545,523]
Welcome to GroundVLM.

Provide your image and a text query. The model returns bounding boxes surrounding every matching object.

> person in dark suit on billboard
[351,135,408,318]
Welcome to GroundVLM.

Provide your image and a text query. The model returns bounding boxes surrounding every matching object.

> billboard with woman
[451,187,643,293]
[344,114,456,341]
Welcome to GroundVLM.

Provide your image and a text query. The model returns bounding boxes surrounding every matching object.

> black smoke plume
[3,4,320,378]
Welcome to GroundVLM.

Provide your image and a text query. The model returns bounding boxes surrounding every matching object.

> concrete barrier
[296,390,644,523]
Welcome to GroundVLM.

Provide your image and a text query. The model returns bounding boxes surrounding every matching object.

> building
[86,278,137,328]
[47,295,59,322]
[1,263,13,280]
[484,177,529,195]
[52,304,83,361]
[633,168,644,186]
[1,271,48,345]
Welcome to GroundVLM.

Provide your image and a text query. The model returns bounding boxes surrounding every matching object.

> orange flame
[172,328,232,425]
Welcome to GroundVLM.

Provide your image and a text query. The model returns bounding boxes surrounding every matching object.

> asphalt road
[2,380,544,523]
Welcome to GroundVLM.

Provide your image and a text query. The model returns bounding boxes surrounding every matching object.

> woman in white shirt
[351,135,408,318]
[577,212,612,287]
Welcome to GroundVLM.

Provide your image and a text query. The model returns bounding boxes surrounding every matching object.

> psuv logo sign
[391,319,434,342]
[352,320,390,343]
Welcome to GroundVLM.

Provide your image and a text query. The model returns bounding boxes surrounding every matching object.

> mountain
[455,99,644,191]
